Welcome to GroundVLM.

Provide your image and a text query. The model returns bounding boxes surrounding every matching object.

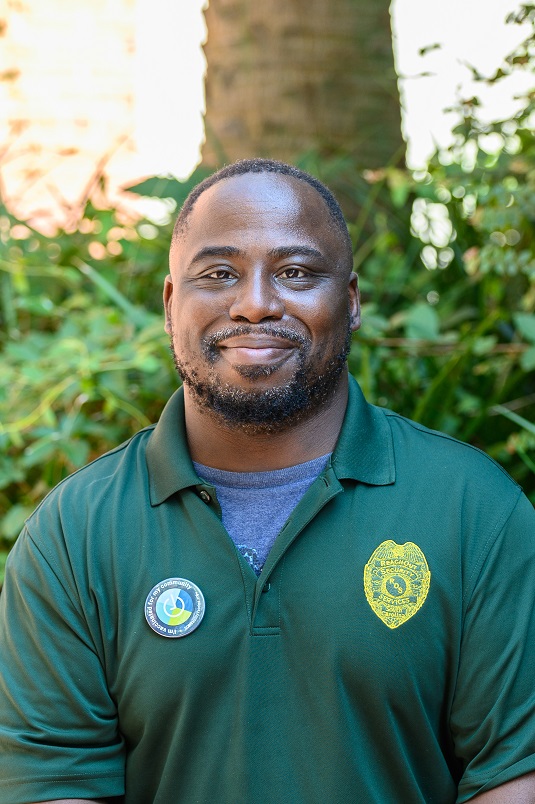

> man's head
[164,158,360,434]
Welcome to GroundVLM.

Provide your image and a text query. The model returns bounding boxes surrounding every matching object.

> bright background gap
[0,0,532,222]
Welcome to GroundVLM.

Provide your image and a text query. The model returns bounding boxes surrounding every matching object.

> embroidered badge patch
[363,540,431,629]
[145,577,205,638]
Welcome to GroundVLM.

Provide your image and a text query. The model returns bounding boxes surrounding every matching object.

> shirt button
[199,490,211,503]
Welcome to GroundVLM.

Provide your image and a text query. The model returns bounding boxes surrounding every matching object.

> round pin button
[144,577,205,638]
[199,490,211,503]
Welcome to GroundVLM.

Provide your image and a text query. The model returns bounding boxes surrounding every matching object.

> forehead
[176,173,342,258]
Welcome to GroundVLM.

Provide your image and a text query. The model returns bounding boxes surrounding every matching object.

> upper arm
[32,800,109,803]
[469,771,535,802]
[452,493,535,798]
[0,530,124,801]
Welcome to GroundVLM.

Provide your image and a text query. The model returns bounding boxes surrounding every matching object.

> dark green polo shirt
[1,377,535,803]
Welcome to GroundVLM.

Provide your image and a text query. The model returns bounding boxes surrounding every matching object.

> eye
[206,267,234,280]
[193,266,237,288]
[278,267,307,280]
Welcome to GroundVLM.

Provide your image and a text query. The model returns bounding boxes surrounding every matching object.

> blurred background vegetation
[1,2,534,581]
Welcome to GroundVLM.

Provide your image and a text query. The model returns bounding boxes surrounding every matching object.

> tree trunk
[201,0,404,171]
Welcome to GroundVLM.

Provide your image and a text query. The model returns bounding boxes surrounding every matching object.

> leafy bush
[0,199,177,578]
[343,4,535,493]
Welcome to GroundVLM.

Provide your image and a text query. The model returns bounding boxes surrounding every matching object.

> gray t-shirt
[193,454,330,574]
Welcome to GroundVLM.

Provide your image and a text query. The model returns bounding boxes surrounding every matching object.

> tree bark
[201,0,404,170]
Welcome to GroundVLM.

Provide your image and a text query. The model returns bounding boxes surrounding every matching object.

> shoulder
[373,407,534,550]
[382,408,521,494]
[26,424,156,531]
[374,409,535,606]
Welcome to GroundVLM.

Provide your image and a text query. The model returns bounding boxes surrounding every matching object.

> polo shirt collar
[146,387,200,505]
[331,375,395,485]
[146,375,395,505]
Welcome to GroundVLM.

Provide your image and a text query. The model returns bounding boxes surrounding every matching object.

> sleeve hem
[0,771,125,804]
[456,755,535,802]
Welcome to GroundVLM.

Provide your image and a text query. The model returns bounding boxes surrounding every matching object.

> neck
[183,373,349,472]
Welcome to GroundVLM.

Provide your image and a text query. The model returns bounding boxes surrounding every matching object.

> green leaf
[520,345,535,371]
[0,459,24,489]
[404,303,440,340]
[491,406,535,437]
[71,260,151,329]
[472,336,497,355]
[123,166,213,204]
[21,438,59,469]
[514,313,535,343]
[134,354,160,373]
[61,439,90,468]
[1,504,35,540]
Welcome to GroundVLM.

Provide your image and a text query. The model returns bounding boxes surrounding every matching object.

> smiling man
[1,159,535,804]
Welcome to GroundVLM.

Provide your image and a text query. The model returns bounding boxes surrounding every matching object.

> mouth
[204,327,308,371]
[218,336,296,366]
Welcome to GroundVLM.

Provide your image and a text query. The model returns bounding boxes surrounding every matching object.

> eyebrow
[189,245,245,265]
[268,245,325,261]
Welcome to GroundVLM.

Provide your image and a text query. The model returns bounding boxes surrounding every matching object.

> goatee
[170,320,352,434]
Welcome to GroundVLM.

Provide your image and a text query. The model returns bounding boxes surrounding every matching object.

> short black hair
[171,158,353,273]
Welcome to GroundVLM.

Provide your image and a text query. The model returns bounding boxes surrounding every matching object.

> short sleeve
[0,527,125,804]
[452,491,535,801]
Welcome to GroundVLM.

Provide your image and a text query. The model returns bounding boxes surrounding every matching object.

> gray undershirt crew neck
[193,454,331,575]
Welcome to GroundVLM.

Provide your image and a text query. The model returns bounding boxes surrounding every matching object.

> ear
[348,272,361,332]
[163,274,173,335]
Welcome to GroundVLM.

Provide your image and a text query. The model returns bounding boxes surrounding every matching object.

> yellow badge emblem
[364,540,431,629]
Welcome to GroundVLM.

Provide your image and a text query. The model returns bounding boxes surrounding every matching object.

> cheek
[305,299,348,337]
[172,325,192,356]
[312,307,351,354]
[168,306,208,360]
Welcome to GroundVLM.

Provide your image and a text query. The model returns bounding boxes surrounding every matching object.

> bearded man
[1,159,535,804]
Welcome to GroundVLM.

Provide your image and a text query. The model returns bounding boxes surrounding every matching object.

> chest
[85,481,463,731]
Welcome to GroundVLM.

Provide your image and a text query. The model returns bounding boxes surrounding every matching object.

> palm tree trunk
[201,0,404,170]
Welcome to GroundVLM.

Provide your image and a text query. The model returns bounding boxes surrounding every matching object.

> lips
[218,335,296,366]
[218,334,297,349]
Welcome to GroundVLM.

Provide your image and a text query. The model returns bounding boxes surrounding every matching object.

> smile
[218,336,297,367]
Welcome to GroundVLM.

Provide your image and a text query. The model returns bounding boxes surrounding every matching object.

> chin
[171,327,351,432]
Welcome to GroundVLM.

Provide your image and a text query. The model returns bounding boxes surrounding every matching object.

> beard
[170,318,352,434]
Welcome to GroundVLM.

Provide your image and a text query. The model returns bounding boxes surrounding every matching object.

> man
[1,158,535,804]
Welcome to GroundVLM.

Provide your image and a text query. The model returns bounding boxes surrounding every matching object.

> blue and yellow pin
[145,577,205,638]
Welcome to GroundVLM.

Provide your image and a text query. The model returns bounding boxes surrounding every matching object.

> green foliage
[0,200,178,578]
[123,166,213,206]
[344,4,535,497]
[1,6,534,584]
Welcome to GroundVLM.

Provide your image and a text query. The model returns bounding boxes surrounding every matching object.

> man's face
[164,172,360,432]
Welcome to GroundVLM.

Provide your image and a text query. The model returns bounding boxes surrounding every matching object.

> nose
[228,272,284,323]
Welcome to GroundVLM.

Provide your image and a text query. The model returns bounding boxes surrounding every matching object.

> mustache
[202,324,311,353]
